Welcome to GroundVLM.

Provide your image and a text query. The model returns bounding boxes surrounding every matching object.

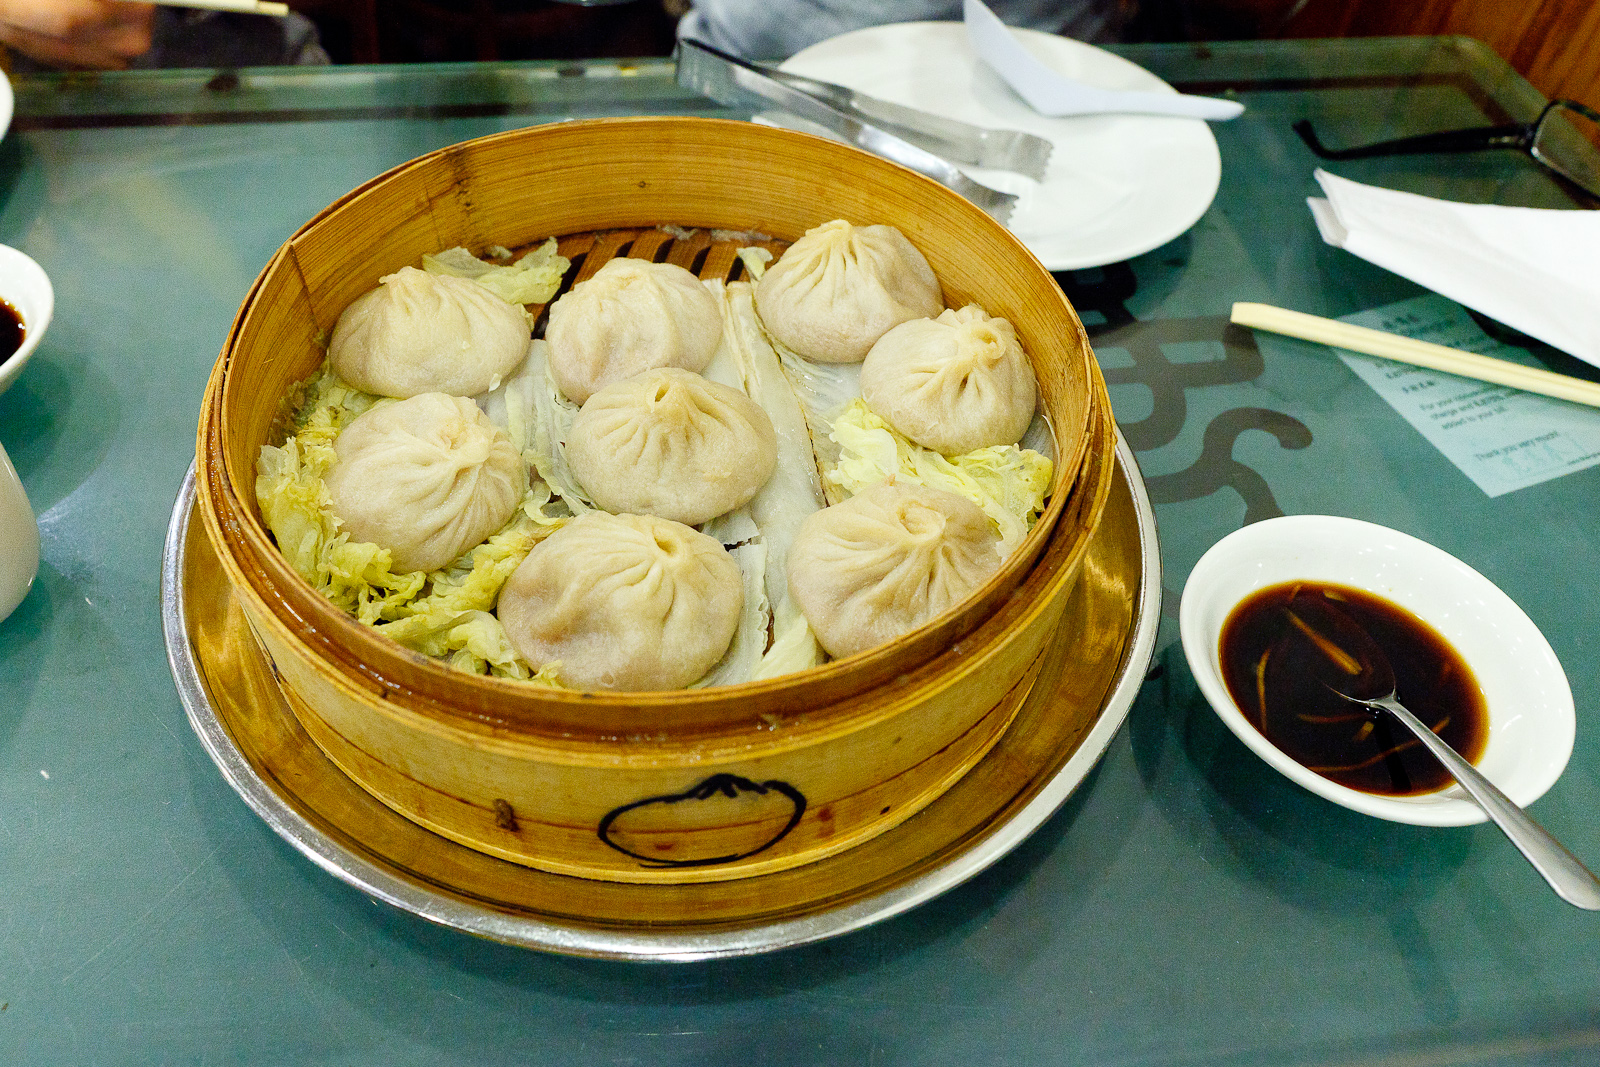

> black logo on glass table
[597,774,808,868]
[1057,257,1316,618]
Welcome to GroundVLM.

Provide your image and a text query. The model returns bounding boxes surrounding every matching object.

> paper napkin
[962,0,1243,121]
[1308,169,1600,369]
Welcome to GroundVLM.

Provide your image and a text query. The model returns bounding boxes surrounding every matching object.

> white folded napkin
[1308,169,1600,368]
[962,0,1243,121]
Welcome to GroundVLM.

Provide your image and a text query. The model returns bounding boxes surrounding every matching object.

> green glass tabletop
[2,35,1598,1066]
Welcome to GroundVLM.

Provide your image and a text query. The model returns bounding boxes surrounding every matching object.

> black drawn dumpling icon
[598,774,807,868]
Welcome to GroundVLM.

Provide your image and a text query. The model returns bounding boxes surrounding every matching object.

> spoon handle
[1373,696,1600,910]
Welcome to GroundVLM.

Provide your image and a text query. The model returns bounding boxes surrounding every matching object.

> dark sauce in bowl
[1219,581,1488,796]
[0,298,24,368]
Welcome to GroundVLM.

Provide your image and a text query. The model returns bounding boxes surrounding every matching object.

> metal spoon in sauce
[1312,610,1600,910]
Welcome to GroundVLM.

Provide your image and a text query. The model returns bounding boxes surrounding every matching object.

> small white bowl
[1179,515,1574,826]
[0,244,54,399]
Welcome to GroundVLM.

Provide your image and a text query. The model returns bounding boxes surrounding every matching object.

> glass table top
[1,35,1597,1066]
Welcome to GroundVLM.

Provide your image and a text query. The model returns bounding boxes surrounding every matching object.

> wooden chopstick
[128,0,290,16]
[1231,302,1600,411]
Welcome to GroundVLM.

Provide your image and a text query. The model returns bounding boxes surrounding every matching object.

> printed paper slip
[1334,295,1600,498]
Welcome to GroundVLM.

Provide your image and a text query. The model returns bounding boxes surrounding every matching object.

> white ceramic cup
[0,439,37,622]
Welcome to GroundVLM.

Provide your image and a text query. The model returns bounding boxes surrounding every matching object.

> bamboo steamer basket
[196,117,1116,885]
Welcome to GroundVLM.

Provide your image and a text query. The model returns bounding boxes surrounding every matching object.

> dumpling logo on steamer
[597,773,808,868]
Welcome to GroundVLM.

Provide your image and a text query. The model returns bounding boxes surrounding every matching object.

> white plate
[1179,516,1575,827]
[781,22,1222,271]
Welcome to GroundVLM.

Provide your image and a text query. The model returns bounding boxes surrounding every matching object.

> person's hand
[0,0,155,69]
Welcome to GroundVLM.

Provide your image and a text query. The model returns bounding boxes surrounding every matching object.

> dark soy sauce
[1219,581,1488,796]
[0,299,23,367]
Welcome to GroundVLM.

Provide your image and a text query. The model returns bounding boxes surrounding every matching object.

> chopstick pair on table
[1231,303,1600,410]
[116,0,290,16]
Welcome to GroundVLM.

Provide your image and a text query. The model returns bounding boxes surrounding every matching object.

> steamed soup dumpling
[324,393,527,573]
[566,367,778,526]
[754,219,943,364]
[861,304,1038,455]
[787,480,1001,659]
[545,258,723,403]
[329,267,531,399]
[498,511,743,691]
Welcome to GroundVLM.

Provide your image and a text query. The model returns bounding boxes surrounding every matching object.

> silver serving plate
[161,432,1161,961]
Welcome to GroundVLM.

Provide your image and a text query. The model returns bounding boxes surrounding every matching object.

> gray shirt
[677,0,1126,61]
